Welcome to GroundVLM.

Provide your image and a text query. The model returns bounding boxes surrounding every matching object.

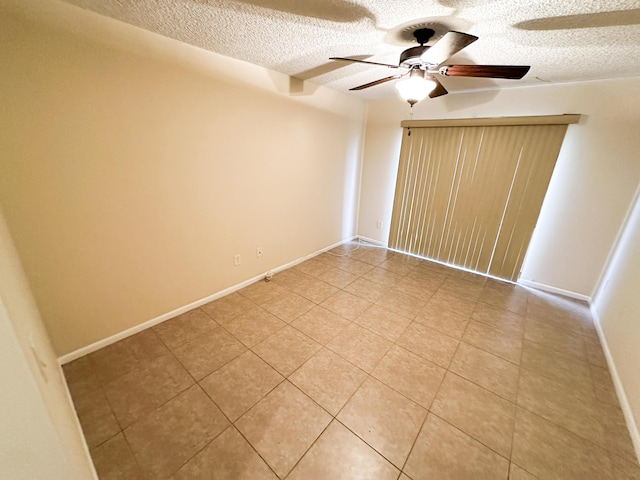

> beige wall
[0,210,95,479]
[359,77,640,297]
[0,1,365,356]
[592,186,640,457]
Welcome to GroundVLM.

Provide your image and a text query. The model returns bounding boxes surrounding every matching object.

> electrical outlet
[234,254,241,266]
[256,247,263,258]
[376,220,383,229]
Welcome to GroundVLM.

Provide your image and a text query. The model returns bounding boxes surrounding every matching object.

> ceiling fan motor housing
[399,45,428,67]
[399,28,436,67]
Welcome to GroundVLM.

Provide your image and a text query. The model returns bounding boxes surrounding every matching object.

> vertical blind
[389,115,579,281]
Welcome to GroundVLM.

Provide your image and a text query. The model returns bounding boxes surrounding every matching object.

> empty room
[1,0,640,479]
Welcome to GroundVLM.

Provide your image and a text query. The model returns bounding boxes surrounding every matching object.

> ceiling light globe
[395,75,437,106]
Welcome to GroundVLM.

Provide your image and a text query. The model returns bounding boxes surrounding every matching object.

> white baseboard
[356,235,388,247]
[517,279,591,303]
[58,236,356,365]
[590,305,640,463]
[57,362,100,478]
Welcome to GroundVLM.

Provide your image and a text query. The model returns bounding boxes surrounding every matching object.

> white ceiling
[60,0,640,100]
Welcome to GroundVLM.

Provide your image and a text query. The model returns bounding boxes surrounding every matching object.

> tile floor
[63,242,640,480]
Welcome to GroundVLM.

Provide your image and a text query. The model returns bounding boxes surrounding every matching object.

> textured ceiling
[60,0,640,100]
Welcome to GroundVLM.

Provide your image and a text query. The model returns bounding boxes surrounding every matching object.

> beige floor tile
[172,326,247,380]
[237,280,286,306]
[376,289,426,319]
[200,292,259,324]
[235,381,331,478]
[70,248,634,480]
[525,307,589,337]
[223,308,286,347]
[446,268,488,286]
[449,342,519,402]
[104,353,194,428]
[363,266,405,287]
[153,309,218,350]
[261,290,315,323]
[411,260,453,277]
[199,351,283,421]
[526,288,590,315]
[431,372,516,458]
[272,268,311,289]
[526,292,591,335]
[462,320,522,364]
[89,329,169,384]
[480,281,528,315]
[91,433,146,480]
[331,256,376,276]
[125,385,229,479]
[63,356,102,398]
[396,322,459,368]
[372,345,445,409]
[392,275,440,302]
[315,266,359,288]
[171,426,277,480]
[314,251,344,267]
[598,402,639,461]
[415,304,470,339]
[404,413,509,480]
[378,254,422,274]
[580,320,601,341]
[517,368,606,447]
[427,289,478,317]
[288,420,400,480]
[343,277,388,302]
[511,407,613,480]
[509,463,538,479]
[293,258,332,277]
[348,246,394,266]
[472,302,525,335]
[252,325,321,376]
[320,290,372,320]
[337,377,427,468]
[520,340,593,395]
[439,276,485,299]
[611,454,640,480]
[291,305,350,344]
[290,276,340,304]
[329,243,356,255]
[289,348,367,415]
[355,304,412,342]
[327,323,392,372]
[405,268,451,286]
[524,318,587,361]
[73,387,121,448]
[584,335,608,367]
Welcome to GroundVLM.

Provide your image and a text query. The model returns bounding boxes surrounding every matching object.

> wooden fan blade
[349,75,402,91]
[440,65,531,79]
[330,57,400,69]
[429,77,448,98]
[420,31,478,66]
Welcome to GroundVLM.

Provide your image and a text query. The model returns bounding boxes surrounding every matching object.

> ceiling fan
[330,28,530,105]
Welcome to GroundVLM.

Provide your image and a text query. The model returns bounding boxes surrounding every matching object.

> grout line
[429,411,514,463]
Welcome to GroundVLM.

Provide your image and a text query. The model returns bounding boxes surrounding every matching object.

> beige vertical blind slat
[389,122,571,281]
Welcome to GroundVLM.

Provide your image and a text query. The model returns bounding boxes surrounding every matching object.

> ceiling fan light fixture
[395,69,436,106]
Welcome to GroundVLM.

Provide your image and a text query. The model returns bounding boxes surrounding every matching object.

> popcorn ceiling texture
[60,0,640,98]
